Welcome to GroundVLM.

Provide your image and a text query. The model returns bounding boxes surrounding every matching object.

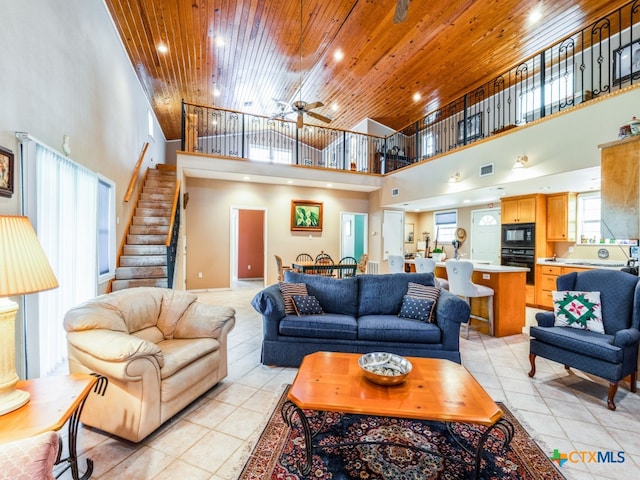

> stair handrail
[165,178,181,288]
[124,142,149,203]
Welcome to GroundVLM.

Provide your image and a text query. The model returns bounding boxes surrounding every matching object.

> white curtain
[33,144,98,376]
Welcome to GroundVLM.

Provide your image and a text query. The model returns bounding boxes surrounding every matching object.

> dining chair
[446,260,494,338]
[315,251,333,262]
[387,255,405,273]
[314,255,335,276]
[356,253,369,274]
[337,256,358,278]
[274,254,291,282]
[296,253,313,262]
[413,257,449,290]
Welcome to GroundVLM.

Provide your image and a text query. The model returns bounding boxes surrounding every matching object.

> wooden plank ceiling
[105,0,629,141]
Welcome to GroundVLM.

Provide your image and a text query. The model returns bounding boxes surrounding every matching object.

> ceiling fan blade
[304,101,324,110]
[393,0,409,23]
[306,111,332,123]
[297,111,304,129]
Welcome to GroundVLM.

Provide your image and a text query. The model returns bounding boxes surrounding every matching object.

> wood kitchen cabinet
[536,264,592,309]
[546,192,577,242]
[501,195,536,223]
[599,136,640,239]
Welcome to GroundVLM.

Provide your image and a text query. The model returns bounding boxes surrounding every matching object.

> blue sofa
[251,271,470,367]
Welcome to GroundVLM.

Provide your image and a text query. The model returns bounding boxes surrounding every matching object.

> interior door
[470,208,501,264]
[383,210,404,260]
[341,212,368,260]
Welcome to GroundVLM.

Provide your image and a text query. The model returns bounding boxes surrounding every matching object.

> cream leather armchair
[64,287,235,443]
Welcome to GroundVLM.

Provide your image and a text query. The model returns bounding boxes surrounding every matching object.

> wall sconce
[513,155,529,169]
[448,172,460,183]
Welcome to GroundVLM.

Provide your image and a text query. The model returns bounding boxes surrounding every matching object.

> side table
[0,373,108,480]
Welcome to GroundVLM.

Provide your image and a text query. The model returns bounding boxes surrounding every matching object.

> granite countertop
[537,258,627,269]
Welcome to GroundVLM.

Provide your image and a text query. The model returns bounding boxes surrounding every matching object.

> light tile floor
[55,280,640,479]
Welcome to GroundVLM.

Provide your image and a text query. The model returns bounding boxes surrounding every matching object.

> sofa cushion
[104,287,164,334]
[529,326,620,363]
[553,290,604,333]
[292,295,324,315]
[279,282,309,314]
[358,314,442,344]
[399,295,435,323]
[284,271,359,316]
[357,273,436,317]
[279,313,357,340]
[406,282,441,322]
[0,431,59,480]
[158,337,220,379]
[157,289,198,338]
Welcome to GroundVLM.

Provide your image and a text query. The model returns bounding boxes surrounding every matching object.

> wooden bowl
[358,352,412,386]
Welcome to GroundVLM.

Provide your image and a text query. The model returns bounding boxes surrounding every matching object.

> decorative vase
[432,252,445,262]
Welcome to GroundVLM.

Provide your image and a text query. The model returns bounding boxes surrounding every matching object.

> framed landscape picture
[0,146,14,198]
[613,42,640,85]
[291,200,323,231]
[457,112,483,144]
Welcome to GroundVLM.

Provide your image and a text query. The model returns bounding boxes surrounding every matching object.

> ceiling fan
[273,0,331,129]
[393,0,410,23]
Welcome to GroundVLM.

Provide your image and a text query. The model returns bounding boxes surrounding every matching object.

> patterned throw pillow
[399,295,435,323]
[406,282,440,322]
[553,290,604,333]
[279,282,309,315]
[292,295,324,316]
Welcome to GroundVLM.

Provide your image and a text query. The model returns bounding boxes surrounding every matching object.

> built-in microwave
[501,223,535,248]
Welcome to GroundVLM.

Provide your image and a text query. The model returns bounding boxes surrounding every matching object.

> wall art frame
[291,200,323,232]
[0,146,14,198]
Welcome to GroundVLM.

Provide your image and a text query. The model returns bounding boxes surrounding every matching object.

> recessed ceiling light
[412,92,421,102]
[157,44,168,53]
[243,176,250,181]
[213,88,221,97]
[333,49,344,62]
[463,199,471,204]
[215,37,225,47]
[331,102,339,111]
[287,180,293,184]
[540,186,551,190]
[326,183,333,188]
[529,6,542,24]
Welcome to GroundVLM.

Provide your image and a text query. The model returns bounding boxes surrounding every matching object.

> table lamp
[0,216,58,415]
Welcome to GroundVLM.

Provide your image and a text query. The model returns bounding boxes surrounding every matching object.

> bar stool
[388,255,405,273]
[413,258,449,290]
[445,260,494,338]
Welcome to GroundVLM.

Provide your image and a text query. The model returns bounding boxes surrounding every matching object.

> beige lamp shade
[0,216,58,296]
[0,215,58,415]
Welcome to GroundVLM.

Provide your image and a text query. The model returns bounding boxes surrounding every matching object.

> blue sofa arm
[435,289,470,351]
[251,284,286,340]
[535,311,555,327]
[613,327,640,348]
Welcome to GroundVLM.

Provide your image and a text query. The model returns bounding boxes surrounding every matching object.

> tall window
[577,192,601,243]
[249,144,292,164]
[434,210,457,244]
[421,131,435,158]
[97,176,116,283]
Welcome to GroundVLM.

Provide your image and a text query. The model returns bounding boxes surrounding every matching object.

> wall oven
[501,223,535,248]
[501,248,535,285]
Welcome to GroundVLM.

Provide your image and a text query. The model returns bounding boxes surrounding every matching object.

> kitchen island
[406,260,529,337]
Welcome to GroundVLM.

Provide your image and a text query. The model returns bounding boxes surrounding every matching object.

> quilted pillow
[406,282,440,322]
[553,290,604,333]
[292,295,324,315]
[399,295,435,323]
[279,282,309,315]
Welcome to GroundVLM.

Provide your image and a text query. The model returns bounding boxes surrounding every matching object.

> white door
[383,210,404,260]
[471,208,501,264]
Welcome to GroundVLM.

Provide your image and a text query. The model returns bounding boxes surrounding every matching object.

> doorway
[231,207,266,286]
[383,210,404,260]
[470,208,501,264]
[340,212,368,261]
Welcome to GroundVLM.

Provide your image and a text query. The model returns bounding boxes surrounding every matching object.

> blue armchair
[528,269,640,410]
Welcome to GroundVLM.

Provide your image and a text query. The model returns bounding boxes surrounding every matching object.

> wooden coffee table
[283,351,513,478]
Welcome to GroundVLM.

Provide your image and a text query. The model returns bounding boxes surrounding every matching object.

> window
[577,192,601,243]
[249,144,292,164]
[520,72,575,121]
[97,175,116,283]
[434,210,457,244]
[421,130,435,158]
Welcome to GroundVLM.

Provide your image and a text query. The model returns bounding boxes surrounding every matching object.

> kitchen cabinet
[536,264,593,309]
[501,196,536,223]
[599,136,640,239]
[546,192,577,242]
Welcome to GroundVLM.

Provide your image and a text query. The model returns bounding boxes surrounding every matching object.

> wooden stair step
[123,245,166,255]
[140,193,174,202]
[116,266,167,279]
[129,225,169,235]
[136,208,171,217]
[119,255,167,267]
[137,201,172,209]
[132,216,170,226]
[111,278,168,291]
[126,234,166,245]
[143,187,175,196]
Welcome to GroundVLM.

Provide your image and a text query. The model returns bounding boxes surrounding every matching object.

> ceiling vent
[479,163,494,177]
[391,187,400,196]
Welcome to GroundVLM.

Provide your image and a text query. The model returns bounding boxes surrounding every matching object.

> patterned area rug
[239,386,565,480]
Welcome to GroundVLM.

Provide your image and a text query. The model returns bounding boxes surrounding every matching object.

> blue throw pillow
[399,295,435,323]
[292,295,324,316]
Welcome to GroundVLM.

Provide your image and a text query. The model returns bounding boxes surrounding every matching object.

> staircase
[111,166,177,292]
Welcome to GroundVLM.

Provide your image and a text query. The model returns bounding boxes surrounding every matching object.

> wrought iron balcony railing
[182,0,640,175]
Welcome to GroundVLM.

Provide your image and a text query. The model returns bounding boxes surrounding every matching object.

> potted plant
[431,248,445,262]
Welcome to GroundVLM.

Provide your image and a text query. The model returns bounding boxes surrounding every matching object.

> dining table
[291,261,356,276]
